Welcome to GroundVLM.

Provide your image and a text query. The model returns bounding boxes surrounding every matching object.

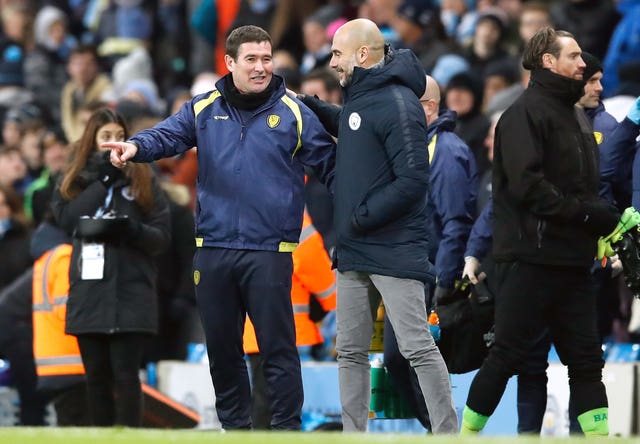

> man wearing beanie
[461,27,617,436]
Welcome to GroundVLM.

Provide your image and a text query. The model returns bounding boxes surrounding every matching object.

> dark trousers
[76,333,146,427]
[194,248,302,430]
[466,261,607,421]
[0,329,46,425]
[516,330,550,434]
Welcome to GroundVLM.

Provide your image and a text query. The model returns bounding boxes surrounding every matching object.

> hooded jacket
[426,110,477,287]
[301,48,434,282]
[492,69,603,266]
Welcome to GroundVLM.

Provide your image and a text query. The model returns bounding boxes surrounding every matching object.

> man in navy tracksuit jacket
[104,26,336,430]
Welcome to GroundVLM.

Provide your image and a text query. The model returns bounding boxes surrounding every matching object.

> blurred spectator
[391,0,460,73]
[109,46,153,101]
[602,0,640,98]
[431,53,470,88]
[485,61,529,115]
[463,7,513,79]
[0,146,28,192]
[0,30,34,125]
[481,59,520,112]
[603,61,640,122]
[88,0,154,69]
[550,0,619,61]
[23,126,70,225]
[439,0,477,46]
[300,5,341,73]
[517,2,552,48]
[60,44,112,143]
[24,5,76,125]
[0,183,31,290]
[445,71,491,175]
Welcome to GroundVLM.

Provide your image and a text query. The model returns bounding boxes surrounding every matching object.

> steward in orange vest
[32,243,85,382]
[243,211,336,353]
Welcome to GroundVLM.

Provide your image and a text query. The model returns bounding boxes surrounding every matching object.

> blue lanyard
[94,187,113,217]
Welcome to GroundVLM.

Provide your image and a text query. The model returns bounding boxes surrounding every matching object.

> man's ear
[224,54,235,72]
[358,46,369,65]
[542,53,554,69]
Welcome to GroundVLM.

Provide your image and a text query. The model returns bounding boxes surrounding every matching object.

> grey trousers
[335,271,458,433]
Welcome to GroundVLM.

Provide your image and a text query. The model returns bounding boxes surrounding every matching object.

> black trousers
[466,261,607,419]
[76,333,146,427]
[0,327,46,425]
[194,248,302,430]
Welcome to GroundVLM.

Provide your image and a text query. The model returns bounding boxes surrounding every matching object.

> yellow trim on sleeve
[280,96,303,157]
[195,238,204,247]
[427,134,437,164]
[278,242,298,252]
[194,90,221,121]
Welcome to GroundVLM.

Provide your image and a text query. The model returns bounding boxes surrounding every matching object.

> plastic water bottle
[428,311,441,342]
[370,358,386,413]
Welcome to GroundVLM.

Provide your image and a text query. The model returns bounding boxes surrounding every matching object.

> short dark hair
[225,25,272,60]
[522,27,574,71]
[302,68,341,93]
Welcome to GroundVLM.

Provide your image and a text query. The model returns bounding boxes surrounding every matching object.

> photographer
[51,108,170,427]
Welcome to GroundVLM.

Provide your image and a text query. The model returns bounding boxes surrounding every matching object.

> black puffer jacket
[302,48,434,283]
[492,68,606,266]
[51,155,171,335]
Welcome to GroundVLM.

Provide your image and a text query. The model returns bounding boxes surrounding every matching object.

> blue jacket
[588,102,638,206]
[465,199,493,260]
[426,110,477,288]
[130,75,336,252]
[300,48,434,282]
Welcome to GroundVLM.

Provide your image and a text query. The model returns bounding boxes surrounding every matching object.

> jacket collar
[529,69,586,107]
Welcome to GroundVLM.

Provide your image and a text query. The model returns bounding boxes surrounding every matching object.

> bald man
[298,19,458,433]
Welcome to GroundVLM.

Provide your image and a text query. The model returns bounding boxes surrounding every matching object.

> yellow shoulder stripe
[280,96,303,158]
[194,90,221,121]
[428,134,437,164]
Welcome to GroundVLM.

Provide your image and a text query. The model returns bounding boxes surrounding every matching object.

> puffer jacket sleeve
[297,94,342,137]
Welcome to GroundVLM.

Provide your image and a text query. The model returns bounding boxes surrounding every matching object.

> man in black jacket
[299,18,457,433]
[461,27,619,436]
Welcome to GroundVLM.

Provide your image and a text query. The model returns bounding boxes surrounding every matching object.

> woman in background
[51,108,170,427]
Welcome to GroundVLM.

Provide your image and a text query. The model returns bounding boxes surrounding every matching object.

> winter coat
[51,156,170,335]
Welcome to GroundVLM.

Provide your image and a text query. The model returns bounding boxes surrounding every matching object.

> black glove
[578,200,620,238]
[96,151,123,188]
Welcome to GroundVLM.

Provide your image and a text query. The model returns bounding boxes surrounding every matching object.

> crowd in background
[0,0,639,426]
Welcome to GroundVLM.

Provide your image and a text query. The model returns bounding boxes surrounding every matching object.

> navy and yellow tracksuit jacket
[129,75,336,252]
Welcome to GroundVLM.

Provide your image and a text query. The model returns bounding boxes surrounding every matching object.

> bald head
[330,18,385,87]
[420,75,441,125]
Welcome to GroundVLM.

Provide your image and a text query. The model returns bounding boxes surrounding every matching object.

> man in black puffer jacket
[461,27,619,436]
[300,18,457,434]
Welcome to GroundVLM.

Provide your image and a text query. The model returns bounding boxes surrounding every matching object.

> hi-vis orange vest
[32,244,84,377]
[243,212,336,354]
